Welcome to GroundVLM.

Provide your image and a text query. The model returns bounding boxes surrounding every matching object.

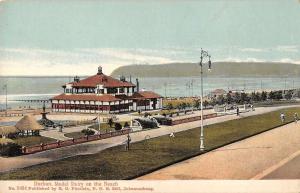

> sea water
[0,76,299,109]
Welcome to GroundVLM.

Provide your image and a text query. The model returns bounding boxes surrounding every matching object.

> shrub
[144,112,151,117]
[134,118,158,129]
[153,116,172,125]
[81,129,95,136]
[114,123,122,131]
[0,142,22,157]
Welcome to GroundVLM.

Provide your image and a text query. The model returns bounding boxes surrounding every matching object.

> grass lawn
[13,136,56,147]
[64,132,85,139]
[65,122,128,138]
[254,100,300,107]
[1,107,299,180]
[89,122,128,132]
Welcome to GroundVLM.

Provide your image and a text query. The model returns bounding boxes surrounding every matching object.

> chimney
[97,66,103,75]
[120,75,126,82]
[74,76,80,82]
[136,78,139,92]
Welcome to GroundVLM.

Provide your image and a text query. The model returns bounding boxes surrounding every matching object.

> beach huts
[0,115,43,138]
[50,66,163,114]
[15,115,43,136]
[0,126,19,138]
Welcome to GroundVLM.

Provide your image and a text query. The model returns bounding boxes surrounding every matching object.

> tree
[255,92,261,101]
[268,91,275,100]
[225,93,233,104]
[234,92,241,104]
[251,92,261,102]
[181,102,187,110]
[203,100,209,109]
[217,95,225,105]
[275,91,283,100]
[186,102,191,109]
[261,91,267,101]
[241,92,249,103]
[193,99,201,109]
[166,103,173,110]
[284,91,293,100]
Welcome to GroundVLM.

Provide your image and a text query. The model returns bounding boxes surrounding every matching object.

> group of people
[280,112,299,123]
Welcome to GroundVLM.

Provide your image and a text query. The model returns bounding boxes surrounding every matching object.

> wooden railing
[22,129,130,154]
[171,113,218,125]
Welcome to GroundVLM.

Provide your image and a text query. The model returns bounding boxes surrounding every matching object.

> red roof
[131,91,162,99]
[51,94,121,102]
[66,74,136,88]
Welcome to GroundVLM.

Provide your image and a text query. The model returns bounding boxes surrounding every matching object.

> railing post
[40,143,44,151]
[22,146,26,154]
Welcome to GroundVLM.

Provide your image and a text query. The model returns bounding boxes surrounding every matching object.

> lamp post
[199,48,212,151]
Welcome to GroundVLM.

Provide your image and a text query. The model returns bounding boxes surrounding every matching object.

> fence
[171,113,218,125]
[22,129,130,154]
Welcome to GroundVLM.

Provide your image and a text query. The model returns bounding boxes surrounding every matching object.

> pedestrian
[236,107,240,116]
[169,132,175,138]
[251,104,254,111]
[280,112,285,123]
[294,112,299,123]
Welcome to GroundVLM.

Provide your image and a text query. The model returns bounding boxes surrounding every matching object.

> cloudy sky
[0,0,299,76]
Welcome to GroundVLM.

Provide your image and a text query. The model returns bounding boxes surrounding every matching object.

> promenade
[138,121,300,180]
[0,105,298,173]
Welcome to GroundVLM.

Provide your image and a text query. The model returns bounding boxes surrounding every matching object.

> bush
[134,118,158,129]
[114,123,122,131]
[144,112,151,117]
[153,116,172,125]
[81,129,95,136]
[0,142,22,157]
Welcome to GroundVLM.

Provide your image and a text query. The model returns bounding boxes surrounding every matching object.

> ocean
[0,76,298,109]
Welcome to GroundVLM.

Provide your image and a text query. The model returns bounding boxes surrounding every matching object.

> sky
[0,0,300,76]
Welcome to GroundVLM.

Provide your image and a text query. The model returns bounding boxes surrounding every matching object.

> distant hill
[111,62,300,77]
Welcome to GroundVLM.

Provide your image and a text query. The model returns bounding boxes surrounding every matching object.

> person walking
[236,106,240,116]
[280,112,285,123]
[294,112,299,123]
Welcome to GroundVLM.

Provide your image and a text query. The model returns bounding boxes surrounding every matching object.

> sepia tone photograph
[0,0,300,192]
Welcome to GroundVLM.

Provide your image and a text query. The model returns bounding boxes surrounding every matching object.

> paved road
[0,105,299,173]
[138,122,300,180]
[262,151,300,179]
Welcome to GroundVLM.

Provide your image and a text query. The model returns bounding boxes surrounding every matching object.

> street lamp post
[199,48,212,151]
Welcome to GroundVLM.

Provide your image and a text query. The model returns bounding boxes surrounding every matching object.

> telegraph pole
[3,84,7,116]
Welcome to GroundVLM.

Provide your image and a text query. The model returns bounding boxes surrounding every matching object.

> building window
[97,89,104,94]
[107,88,117,94]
